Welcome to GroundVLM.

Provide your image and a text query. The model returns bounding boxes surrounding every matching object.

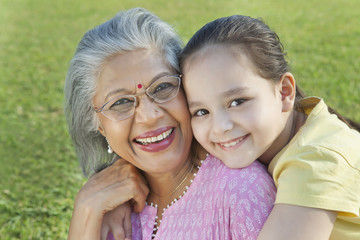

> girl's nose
[134,94,164,124]
[211,110,234,136]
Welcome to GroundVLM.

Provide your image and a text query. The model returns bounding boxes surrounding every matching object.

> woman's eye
[193,109,209,117]
[109,98,134,109]
[154,82,172,93]
[229,99,246,107]
[114,98,131,105]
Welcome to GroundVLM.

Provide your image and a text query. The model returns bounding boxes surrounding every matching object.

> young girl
[180,15,360,240]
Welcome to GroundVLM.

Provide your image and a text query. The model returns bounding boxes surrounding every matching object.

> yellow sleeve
[272,144,360,217]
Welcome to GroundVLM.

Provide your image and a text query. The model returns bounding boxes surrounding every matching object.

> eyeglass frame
[94,74,182,121]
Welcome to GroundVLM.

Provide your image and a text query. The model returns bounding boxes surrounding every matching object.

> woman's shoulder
[199,154,274,192]
[202,154,268,175]
[195,155,276,214]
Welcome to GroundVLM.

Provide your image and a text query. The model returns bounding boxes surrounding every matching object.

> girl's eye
[193,109,209,117]
[229,99,246,107]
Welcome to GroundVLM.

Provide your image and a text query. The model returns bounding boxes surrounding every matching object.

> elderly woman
[64,8,276,240]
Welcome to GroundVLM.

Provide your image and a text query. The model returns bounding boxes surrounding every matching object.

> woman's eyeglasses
[95,75,182,121]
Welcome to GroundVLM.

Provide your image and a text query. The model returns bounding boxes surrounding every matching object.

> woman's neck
[147,162,192,198]
[145,144,207,203]
[144,155,200,206]
[144,152,203,235]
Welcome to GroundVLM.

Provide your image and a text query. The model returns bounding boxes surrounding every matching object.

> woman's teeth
[135,128,173,145]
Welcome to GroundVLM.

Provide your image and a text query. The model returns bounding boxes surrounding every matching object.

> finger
[123,210,133,240]
[97,177,147,213]
[84,159,144,202]
[109,211,126,240]
[131,179,149,213]
[100,220,110,240]
[106,231,115,240]
[111,227,126,240]
[105,202,132,240]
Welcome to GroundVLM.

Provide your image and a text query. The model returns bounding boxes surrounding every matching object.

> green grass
[0,0,359,239]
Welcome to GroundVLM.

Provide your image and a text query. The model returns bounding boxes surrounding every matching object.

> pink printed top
[110,155,276,240]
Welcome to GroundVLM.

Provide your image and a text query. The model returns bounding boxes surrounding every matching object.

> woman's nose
[134,95,164,124]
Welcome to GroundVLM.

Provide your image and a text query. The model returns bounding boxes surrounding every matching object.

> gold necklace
[151,162,195,198]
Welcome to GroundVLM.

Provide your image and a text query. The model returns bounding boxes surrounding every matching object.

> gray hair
[64,8,183,177]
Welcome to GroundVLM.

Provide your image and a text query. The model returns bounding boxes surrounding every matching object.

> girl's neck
[259,110,307,165]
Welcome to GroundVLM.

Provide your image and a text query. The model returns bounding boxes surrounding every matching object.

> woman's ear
[279,72,296,112]
[98,123,106,137]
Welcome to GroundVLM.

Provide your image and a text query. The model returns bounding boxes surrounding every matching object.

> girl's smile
[183,45,294,168]
[216,134,250,150]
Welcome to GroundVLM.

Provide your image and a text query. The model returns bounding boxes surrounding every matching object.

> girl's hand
[68,159,149,240]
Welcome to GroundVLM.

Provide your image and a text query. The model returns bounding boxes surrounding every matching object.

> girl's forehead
[183,44,251,70]
[183,46,275,95]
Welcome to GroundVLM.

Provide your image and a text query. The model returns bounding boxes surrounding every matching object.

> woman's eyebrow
[104,71,174,101]
[149,71,174,84]
[105,87,128,101]
[105,88,126,101]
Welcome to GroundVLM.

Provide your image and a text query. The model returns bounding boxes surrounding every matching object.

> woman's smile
[133,127,176,152]
[94,49,193,172]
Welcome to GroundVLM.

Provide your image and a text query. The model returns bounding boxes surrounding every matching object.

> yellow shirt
[268,97,360,240]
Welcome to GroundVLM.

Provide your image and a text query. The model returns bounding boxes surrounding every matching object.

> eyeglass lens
[101,76,180,121]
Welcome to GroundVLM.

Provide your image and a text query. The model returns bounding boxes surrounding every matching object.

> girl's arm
[257,203,337,240]
[67,159,148,240]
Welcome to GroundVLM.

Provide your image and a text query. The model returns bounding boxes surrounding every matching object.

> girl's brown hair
[180,15,359,131]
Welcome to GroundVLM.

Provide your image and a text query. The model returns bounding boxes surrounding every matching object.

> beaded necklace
[147,158,205,239]
[150,162,195,199]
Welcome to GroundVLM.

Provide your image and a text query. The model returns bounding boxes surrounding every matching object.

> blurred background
[0,0,359,238]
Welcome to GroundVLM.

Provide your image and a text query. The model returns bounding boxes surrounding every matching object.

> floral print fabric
[110,155,276,240]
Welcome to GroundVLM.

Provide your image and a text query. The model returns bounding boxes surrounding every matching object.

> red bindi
[137,84,143,89]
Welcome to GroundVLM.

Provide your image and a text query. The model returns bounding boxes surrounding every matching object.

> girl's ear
[279,72,296,112]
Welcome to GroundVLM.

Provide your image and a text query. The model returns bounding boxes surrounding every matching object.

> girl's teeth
[223,141,237,147]
[221,136,244,148]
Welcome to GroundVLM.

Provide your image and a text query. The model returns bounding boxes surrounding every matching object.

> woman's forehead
[94,50,175,102]
[102,50,172,81]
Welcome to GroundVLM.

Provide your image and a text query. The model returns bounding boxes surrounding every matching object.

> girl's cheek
[191,120,207,144]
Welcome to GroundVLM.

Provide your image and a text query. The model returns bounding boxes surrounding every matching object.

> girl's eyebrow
[188,100,202,109]
[188,87,250,109]
[221,87,249,98]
